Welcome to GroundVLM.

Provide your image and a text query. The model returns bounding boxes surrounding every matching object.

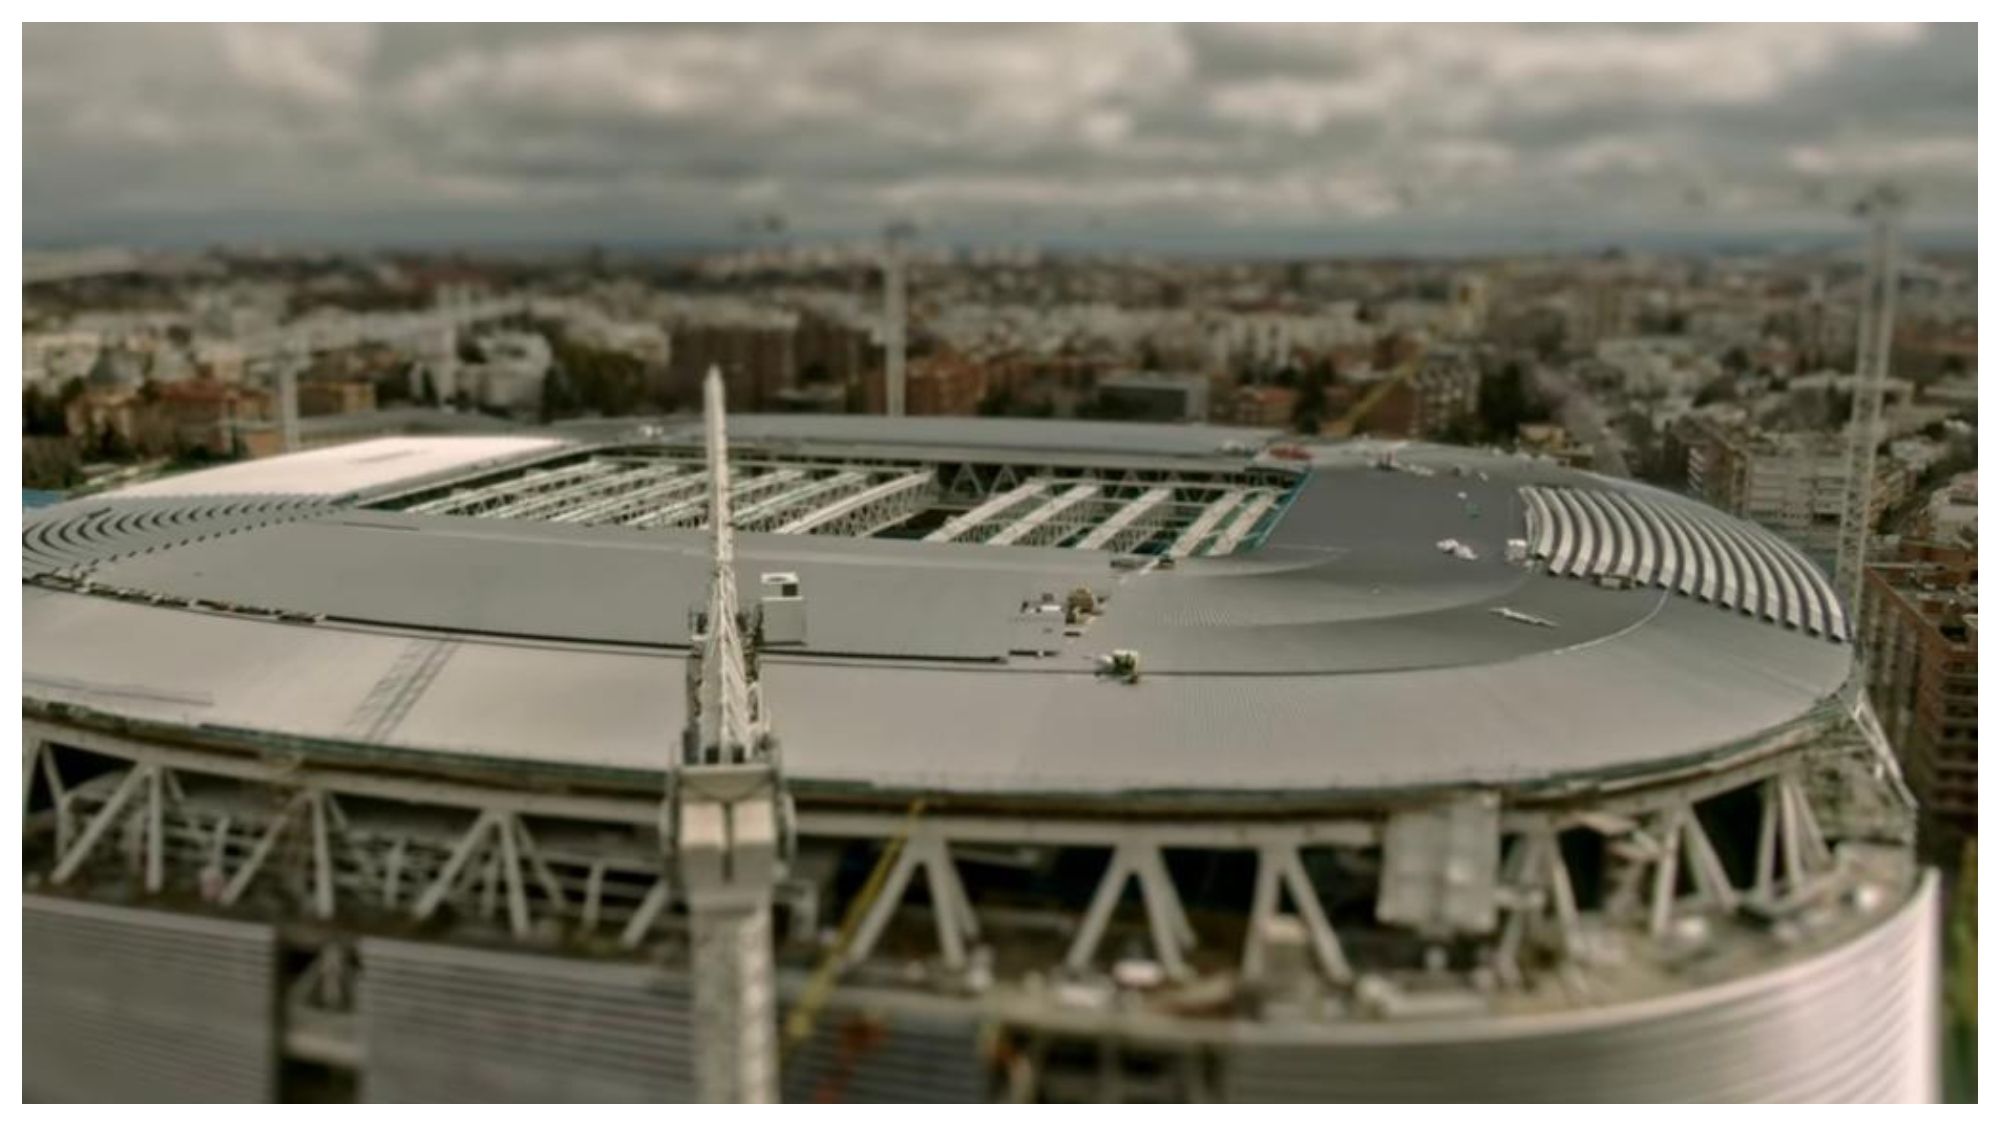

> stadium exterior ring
[21,417,1935,1102]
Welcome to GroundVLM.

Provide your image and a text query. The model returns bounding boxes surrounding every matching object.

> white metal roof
[107,436,567,500]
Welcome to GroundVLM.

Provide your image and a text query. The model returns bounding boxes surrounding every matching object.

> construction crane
[882,220,915,418]
[1833,183,1906,617]
[665,366,795,1103]
[1325,350,1423,438]
[234,332,310,455]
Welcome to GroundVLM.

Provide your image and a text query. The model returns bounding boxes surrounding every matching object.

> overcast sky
[22,23,1978,254]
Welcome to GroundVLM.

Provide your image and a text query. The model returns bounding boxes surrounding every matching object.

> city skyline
[23,23,1979,252]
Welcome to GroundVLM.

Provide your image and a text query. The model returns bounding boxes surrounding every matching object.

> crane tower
[1833,184,1906,617]
[883,221,912,417]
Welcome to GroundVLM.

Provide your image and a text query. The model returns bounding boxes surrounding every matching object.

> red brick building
[298,379,378,418]
[1218,385,1299,428]
[1860,539,1978,852]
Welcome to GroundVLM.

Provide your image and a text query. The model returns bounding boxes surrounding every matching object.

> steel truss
[1167,489,1250,557]
[989,484,1104,548]
[926,481,1048,543]
[407,461,610,517]
[776,470,938,537]
[25,716,1911,1023]
[1075,487,1174,553]
[550,470,711,526]
[386,446,1302,556]
[734,471,870,531]
[486,462,685,522]
[628,468,808,530]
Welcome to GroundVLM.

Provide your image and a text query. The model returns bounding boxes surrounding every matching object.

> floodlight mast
[665,366,792,1103]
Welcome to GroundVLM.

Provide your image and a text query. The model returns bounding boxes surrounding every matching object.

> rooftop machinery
[665,367,793,1103]
[1834,183,1906,616]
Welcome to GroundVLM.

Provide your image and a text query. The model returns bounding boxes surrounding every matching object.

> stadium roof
[22,420,1855,807]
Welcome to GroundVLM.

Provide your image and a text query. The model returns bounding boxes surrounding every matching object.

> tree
[1476,362,1541,439]
[1692,373,1737,407]
[94,420,132,461]
[22,386,68,437]
[538,368,569,424]
[976,387,1018,417]
[1292,366,1330,434]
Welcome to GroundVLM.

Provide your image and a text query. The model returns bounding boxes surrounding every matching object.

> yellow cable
[781,797,928,1060]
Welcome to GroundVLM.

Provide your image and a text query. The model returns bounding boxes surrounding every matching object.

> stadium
[21,409,1935,1102]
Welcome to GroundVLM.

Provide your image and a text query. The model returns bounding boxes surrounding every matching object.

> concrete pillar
[689,901,779,1103]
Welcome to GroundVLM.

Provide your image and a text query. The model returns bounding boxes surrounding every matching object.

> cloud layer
[23,23,1977,250]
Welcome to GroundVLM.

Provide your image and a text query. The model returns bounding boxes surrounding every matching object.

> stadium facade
[22,415,1934,1102]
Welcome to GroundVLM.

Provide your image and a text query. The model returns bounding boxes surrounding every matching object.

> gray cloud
[22,23,1977,251]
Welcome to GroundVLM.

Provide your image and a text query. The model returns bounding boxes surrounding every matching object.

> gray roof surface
[21,424,1855,803]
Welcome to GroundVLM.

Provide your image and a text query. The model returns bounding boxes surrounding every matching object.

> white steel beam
[988,484,1100,548]
[309,790,336,920]
[412,810,501,921]
[1647,809,1685,937]
[1167,489,1246,557]
[734,471,867,531]
[39,747,73,854]
[50,766,150,885]
[1241,843,1351,984]
[1204,491,1278,556]
[1493,826,1581,982]
[620,877,671,948]
[408,461,605,516]
[218,793,303,906]
[776,470,936,536]
[1076,487,1173,552]
[1064,841,1192,979]
[550,469,706,525]
[843,833,981,971]
[497,462,686,523]
[143,766,166,893]
[924,481,1047,543]
[484,462,659,521]
[627,468,806,530]
[497,806,530,937]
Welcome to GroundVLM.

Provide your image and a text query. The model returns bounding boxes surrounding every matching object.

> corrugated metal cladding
[358,938,696,1102]
[359,939,990,1103]
[1519,484,1849,641]
[21,493,327,579]
[782,1006,989,1103]
[23,895,278,1102]
[1221,876,1939,1102]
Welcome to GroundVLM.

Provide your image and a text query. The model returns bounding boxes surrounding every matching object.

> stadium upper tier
[21,418,1853,806]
